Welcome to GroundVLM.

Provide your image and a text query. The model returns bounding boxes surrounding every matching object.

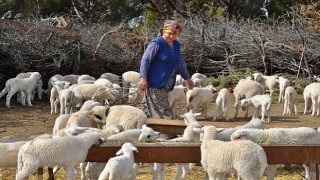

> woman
[139,20,194,120]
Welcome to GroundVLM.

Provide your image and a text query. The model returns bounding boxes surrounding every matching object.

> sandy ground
[0,93,317,179]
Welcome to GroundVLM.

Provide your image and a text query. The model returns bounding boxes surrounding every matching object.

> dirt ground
[0,94,318,179]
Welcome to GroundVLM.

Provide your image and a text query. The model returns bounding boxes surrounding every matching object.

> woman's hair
[157,20,182,37]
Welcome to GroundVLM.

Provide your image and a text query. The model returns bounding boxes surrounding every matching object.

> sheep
[91,86,121,106]
[0,141,29,168]
[59,89,74,115]
[192,77,202,87]
[46,74,64,94]
[16,72,44,101]
[63,74,80,84]
[66,105,109,129]
[278,76,290,103]
[16,130,105,180]
[78,74,96,84]
[216,118,265,141]
[198,125,267,180]
[233,79,264,119]
[240,94,272,123]
[98,142,138,180]
[303,82,320,116]
[94,78,114,88]
[213,88,230,121]
[231,127,320,180]
[50,81,72,115]
[99,73,120,84]
[105,105,147,130]
[186,85,216,119]
[85,125,158,180]
[175,74,185,86]
[71,84,118,109]
[122,71,140,99]
[252,72,279,97]
[0,72,41,108]
[283,86,298,116]
[168,85,187,118]
[191,73,210,87]
[107,124,160,143]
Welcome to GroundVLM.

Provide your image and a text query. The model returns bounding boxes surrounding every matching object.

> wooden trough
[38,118,320,180]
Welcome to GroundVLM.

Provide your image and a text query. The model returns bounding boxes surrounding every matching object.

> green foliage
[209,67,257,89]
[293,77,310,94]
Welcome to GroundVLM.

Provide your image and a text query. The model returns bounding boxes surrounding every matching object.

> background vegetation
[0,0,319,90]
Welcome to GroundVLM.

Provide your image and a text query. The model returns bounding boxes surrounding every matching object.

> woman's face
[163,32,178,41]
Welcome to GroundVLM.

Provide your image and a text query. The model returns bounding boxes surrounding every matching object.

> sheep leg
[54,98,59,114]
[20,91,27,106]
[159,163,167,180]
[65,166,77,180]
[233,101,239,119]
[6,90,17,108]
[303,164,310,180]
[80,162,87,180]
[311,98,316,116]
[283,100,287,116]
[130,163,140,180]
[266,164,277,180]
[181,163,190,180]
[260,105,266,122]
[304,98,309,115]
[174,164,182,180]
[26,91,33,107]
[16,166,38,180]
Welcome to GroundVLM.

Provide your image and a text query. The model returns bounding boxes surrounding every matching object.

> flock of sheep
[0,70,320,179]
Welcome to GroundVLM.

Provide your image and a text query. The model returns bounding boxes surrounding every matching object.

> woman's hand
[186,78,194,90]
[139,77,148,91]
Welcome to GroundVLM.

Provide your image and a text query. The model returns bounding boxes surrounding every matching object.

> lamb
[91,86,121,106]
[16,130,105,180]
[233,79,264,119]
[168,85,187,118]
[47,74,64,94]
[283,86,298,116]
[107,124,160,143]
[191,73,210,87]
[252,72,279,97]
[66,105,109,129]
[213,88,230,121]
[303,82,320,116]
[122,71,140,98]
[0,72,41,108]
[175,74,185,86]
[94,78,114,88]
[240,94,272,123]
[16,72,44,101]
[105,105,147,130]
[50,81,72,115]
[71,84,118,108]
[77,74,96,84]
[231,127,320,180]
[59,89,74,115]
[99,72,120,84]
[52,100,101,136]
[86,125,158,180]
[63,74,80,84]
[98,142,138,180]
[186,85,216,119]
[198,125,267,180]
[278,76,290,103]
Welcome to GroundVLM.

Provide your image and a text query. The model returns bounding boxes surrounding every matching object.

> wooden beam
[0,19,80,40]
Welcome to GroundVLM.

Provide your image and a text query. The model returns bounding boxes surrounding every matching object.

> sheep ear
[142,124,147,129]
[179,114,185,119]
[116,148,124,156]
[217,128,225,133]
[88,110,94,115]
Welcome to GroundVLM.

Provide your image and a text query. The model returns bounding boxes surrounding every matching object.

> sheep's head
[31,72,42,80]
[180,112,201,125]
[116,142,138,155]
[138,124,160,142]
[252,73,262,82]
[90,106,108,124]
[240,99,251,110]
[231,129,250,141]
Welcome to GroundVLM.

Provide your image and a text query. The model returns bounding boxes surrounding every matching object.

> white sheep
[303,82,320,116]
[240,94,272,123]
[59,89,74,115]
[283,86,298,116]
[50,80,72,115]
[213,88,230,121]
[16,72,44,101]
[105,105,147,130]
[66,105,109,129]
[0,72,41,108]
[85,124,157,180]
[78,74,96,84]
[98,142,138,180]
[169,85,187,118]
[252,72,279,97]
[16,130,105,180]
[175,74,185,86]
[122,71,140,99]
[198,125,267,180]
[186,85,216,119]
[63,74,80,84]
[47,74,64,94]
[94,78,114,88]
[99,72,120,84]
[278,76,290,103]
[0,141,29,168]
[231,127,320,180]
[191,73,210,87]
[191,77,202,87]
[233,79,264,119]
